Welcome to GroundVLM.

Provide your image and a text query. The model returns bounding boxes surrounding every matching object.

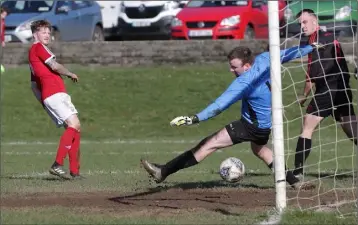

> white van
[118,1,187,39]
[96,1,123,39]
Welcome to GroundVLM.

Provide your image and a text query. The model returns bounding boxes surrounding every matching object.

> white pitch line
[0,149,254,156]
[0,139,200,146]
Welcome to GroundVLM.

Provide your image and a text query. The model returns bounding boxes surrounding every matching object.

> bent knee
[65,115,81,131]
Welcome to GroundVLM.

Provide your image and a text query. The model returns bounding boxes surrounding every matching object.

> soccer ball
[219,157,245,183]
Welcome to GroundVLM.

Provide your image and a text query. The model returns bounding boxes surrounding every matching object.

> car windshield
[1,1,54,13]
[186,0,248,7]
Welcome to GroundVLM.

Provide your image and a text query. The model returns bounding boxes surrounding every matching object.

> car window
[1,0,54,13]
[56,1,73,12]
[73,1,92,10]
[252,0,267,4]
[186,0,248,7]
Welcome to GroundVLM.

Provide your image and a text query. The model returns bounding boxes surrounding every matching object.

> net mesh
[279,0,357,217]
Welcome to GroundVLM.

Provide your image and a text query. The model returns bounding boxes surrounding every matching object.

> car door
[73,1,96,40]
[55,0,81,41]
[251,0,268,38]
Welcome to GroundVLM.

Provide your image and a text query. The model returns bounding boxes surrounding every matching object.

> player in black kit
[293,9,357,178]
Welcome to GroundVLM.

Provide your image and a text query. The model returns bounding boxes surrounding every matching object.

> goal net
[269,0,357,216]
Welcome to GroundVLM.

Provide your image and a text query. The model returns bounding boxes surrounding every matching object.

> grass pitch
[1,63,357,224]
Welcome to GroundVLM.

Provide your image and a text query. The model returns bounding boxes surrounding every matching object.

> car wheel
[244,26,254,40]
[92,26,104,42]
[51,30,61,42]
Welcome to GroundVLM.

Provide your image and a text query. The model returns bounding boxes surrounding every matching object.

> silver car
[2,0,104,43]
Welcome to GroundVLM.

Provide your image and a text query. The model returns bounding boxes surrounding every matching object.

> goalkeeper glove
[170,115,199,127]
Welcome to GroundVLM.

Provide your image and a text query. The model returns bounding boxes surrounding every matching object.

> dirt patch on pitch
[2,187,356,216]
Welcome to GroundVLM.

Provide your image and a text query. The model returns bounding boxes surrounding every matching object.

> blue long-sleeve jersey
[196,45,313,129]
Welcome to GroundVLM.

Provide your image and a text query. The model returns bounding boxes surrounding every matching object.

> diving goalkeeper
[141,44,319,190]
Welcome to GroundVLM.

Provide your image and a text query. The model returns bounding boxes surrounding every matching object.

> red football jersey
[28,42,66,101]
[1,18,5,42]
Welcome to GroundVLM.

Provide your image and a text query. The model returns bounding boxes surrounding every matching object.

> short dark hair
[296,9,317,19]
[1,6,9,14]
[227,46,254,65]
[30,20,52,33]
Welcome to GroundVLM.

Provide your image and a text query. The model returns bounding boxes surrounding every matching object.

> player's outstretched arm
[170,55,271,127]
[46,58,79,82]
[170,77,251,127]
[280,45,314,64]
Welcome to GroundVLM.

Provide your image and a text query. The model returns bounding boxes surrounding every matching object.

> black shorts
[225,119,271,146]
[306,81,355,120]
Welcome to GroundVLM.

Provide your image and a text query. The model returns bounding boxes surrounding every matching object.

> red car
[171,0,286,40]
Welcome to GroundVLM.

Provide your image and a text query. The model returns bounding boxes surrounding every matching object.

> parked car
[284,0,357,38]
[1,0,104,43]
[171,0,286,40]
[96,1,123,39]
[117,1,187,40]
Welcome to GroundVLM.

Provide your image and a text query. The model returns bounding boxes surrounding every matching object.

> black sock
[286,170,299,185]
[161,150,198,178]
[294,137,312,174]
[267,162,299,185]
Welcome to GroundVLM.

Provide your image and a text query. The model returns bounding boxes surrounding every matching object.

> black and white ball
[219,157,245,183]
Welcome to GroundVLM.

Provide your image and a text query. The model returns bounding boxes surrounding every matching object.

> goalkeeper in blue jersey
[141,44,317,189]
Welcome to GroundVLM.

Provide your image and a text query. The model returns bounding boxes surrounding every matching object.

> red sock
[69,130,81,175]
[55,127,77,165]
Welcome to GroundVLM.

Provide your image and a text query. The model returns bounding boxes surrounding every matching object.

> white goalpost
[268,0,287,212]
[269,0,357,216]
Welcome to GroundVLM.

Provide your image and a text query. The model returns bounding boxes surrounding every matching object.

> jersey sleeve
[280,45,313,64]
[196,55,270,122]
[35,44,55,64]
[196,78,250,121]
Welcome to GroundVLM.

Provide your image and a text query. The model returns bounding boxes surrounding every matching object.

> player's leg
[250,142,273,168]
[294,93,330,177]
[141,127,234,183]
[250,142,307,189]
[64,114,82,178]
[44,93,80,179]
[333,88,357,145]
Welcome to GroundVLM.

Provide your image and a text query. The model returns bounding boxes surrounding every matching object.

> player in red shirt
[0,7,9,47]
[28,20,82,180]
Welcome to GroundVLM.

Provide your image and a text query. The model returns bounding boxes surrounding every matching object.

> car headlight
[220,15,240,26]
[171,18,183,27]
[335,6,351,20]
[17,21,32,32]
[284,8,293,21]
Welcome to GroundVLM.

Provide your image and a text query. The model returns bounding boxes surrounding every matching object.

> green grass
[280,210,358,225]
[1,63,357,224]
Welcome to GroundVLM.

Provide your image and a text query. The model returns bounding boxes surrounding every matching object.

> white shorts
[43,93,78,127]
